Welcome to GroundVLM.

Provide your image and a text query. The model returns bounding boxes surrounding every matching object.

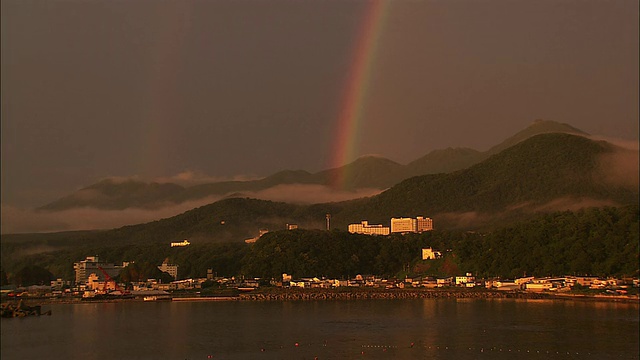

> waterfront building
[525,282,553,292]
[158,259,179,280]
[348,221,390,236]
[437,277,453,287]
[50,278,70,291]
[74,256,124,284]
[455,273,475,286]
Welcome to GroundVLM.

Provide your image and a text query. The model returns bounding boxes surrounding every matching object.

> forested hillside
[3,133,636,255]
[330,133,637,229]
[38,120,586,211]
[3,206,637,283]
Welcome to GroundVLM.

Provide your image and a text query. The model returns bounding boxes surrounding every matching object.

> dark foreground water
[1,298,638,360]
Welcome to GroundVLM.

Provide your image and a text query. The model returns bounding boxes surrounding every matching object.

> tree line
[3,206,637,286]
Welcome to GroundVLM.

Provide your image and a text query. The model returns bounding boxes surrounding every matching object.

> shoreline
[3,288,638,306]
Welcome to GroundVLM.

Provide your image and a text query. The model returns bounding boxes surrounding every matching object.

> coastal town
[2,217,637,303]
[2,253,637,303]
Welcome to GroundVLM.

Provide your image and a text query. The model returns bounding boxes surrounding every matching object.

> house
[525,282,553,292]
[493,281,520,291]
[422,248,442,260]
[437,277,453,287]
[333,279,348,287]
[515,276,535,285]
[455,273,475,286]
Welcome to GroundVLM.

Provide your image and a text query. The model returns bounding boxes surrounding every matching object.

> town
[2,216,637,302]
[4,253,637,301]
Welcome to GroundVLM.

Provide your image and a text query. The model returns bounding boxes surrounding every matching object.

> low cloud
[436,196,623,229]
[595,146,639,190]
[435,211,489,229]
[242,184,383,204]
[153,170,261,185]
[97,175,143,184]
[587,135,639,151]
[1,184,383,234]
[1,197,222,234]
[529,197,619,213]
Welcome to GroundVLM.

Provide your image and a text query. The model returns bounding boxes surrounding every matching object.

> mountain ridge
[22,132,638,245]
[38,120,590,211]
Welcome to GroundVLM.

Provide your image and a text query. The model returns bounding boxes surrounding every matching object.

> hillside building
[391,217,417,233]
[422,248,442,260]
[416,216,433,232]
[171,240,190,247]
[348,221,390,236]
[391,216,433,233]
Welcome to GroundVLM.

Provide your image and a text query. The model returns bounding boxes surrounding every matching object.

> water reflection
[1,298,638,360]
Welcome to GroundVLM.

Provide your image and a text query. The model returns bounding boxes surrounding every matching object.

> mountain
[26,132,639,245]
[484,119,587,156]
[38,120,592,211]
[38,179,185,211]
[405,147,484,177]
[314,155,405,189]
[332,133,637,230]
[404,119,585,177]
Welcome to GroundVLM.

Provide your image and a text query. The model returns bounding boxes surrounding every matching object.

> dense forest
[2,205,637,286]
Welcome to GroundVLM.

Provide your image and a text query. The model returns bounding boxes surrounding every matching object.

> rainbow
[329,0,391,188]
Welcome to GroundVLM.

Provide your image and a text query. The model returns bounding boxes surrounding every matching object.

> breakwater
[238,288,552,301]
[7,288,636,306]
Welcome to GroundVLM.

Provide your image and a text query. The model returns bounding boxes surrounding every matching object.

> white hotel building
[349,216,433,236]
[391,216,433,233]
[348,221,390,236]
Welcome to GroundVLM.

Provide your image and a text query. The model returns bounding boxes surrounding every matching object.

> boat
[143,295,172,302]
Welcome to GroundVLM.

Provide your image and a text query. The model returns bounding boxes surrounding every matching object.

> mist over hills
[333,133,637,230]
[2,129,637,281]
[9,131,635,247]
[38,120,587,212]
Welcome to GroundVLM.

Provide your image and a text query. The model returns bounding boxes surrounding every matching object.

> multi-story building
[348,221,390,236]
[391,217,417,233]
[391,216,433,233]
[416,216,433,232]
[158,259,179,280]
[74,256,123,284]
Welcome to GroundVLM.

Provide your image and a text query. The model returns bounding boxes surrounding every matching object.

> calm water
[1,298,638,360]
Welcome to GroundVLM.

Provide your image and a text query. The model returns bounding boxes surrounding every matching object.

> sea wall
[238,288,550,301]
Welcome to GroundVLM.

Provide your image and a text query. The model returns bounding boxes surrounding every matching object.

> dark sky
[2,0,638,208]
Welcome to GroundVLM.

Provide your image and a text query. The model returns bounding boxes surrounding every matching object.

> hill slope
[38,179,185,211]
[37,120,589,212]
[21,133,637,246]
[328,133,637,230]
